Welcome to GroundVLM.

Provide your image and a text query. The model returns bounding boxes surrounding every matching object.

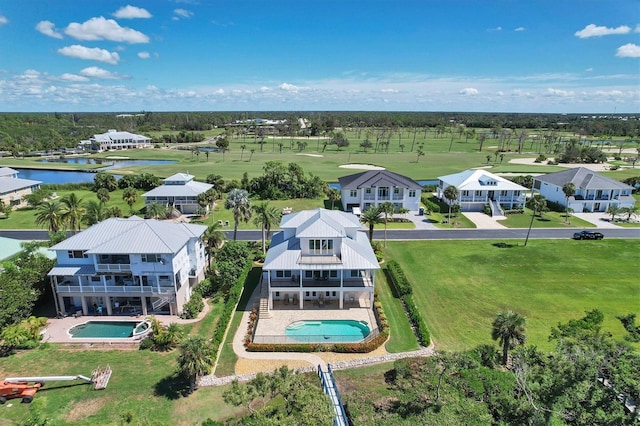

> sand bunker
[339,164,386,170]
[509,157,612,172]
[296,153,324,157]
[105,156,130,159]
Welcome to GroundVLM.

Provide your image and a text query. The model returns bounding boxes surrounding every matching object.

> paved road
[3,228,638,242]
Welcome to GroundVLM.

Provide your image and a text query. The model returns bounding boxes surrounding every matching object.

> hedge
[385,262,430,347]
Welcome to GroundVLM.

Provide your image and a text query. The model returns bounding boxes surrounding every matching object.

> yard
[384,239,640,352]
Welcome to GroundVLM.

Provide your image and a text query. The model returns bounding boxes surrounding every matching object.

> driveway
[463,212,508,229]
[572,212,624,229]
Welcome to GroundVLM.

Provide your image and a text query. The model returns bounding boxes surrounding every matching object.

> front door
[488,191,495,201]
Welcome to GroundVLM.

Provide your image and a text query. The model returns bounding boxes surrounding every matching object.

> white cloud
[174,9,194,19]
[79,66,123,79]
[36,21,63,39]
[546,88,575,97]
[59,73,89,82]
[575,24,631,38]
[279,83,300,92]
[460,87,479,95]
[487,26,502,32]
[58,45,120,64]
[616,43,640,58]
[65,17,150,43]
[137,51,150,59]
[585,68,593,72]
[515,27,526,32]
[113,5,152,19]
[0,16,8,26]
[381,88,398,93]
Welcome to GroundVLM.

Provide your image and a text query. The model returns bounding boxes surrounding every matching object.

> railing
[96,263,131,273]
[56,285,175,295]
[269,278,372,288]
[318,364,348,426]
[363,195,375,200]
[392,194,404,200]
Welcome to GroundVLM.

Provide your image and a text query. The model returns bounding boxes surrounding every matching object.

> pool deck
[41,300,211,344]
[253,304,376,344]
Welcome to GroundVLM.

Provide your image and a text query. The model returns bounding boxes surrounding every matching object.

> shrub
[483,204,492,215]
[534,154,547,163]
[182,296,204,319]
[386,260,412,296]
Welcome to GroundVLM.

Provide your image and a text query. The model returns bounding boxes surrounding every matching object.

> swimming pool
[285,320,370,343]
[68,320,151,339]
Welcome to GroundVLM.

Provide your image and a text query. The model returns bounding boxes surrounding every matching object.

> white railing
[56,285,175,295]
[96,263,131,272]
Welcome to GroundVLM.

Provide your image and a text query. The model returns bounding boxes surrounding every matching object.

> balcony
[56,284,175,295]
[96,263,131,273]
[269,276,373,289]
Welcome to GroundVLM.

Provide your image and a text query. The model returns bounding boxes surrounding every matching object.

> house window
[378,187,389,197]
[91,276,101,282]
[141,254,162,263]
[309,239,333,255]
[409,190,416,197]
[475,191,482,196]
[312,291,316,297]
[500,190,507,196]
[275,292,280,297]
[332,291,337,297]
[329,270,338,278]
[326,292,330,297]
[350,270,359,277]
[365,188,372,195]
[305,271,313,278]
[275,270,292,278]
[350,190,357,197]
[514,191,520,196]
[68,250,87,259]
[393,187,400,194]
[462,190,469,197]
[305,291,310,297]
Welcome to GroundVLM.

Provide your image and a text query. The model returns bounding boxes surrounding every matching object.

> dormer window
[309,239,333,255]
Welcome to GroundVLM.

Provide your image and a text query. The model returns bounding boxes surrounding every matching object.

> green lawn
[497,209,595,228]
[0,346,245,426]
[385,239,640,352]
[375,268,420,353]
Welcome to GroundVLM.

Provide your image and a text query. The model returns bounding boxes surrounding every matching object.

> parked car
[573,230,604,240]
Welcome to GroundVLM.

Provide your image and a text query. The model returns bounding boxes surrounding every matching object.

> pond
[13,159,177,184]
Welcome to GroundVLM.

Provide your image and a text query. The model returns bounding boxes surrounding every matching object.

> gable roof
[439,169,527,191]
[338,170,422,190]
[164,173,194,183]
[534,167,633,190]
[142,179,212,198]
[50,217,206,254]
[0,167,18,178]
[0,176,42,194]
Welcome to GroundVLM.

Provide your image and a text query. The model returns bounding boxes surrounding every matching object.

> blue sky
[0,0,638,113]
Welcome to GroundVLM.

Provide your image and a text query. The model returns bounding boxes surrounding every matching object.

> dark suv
[573,230,604,240]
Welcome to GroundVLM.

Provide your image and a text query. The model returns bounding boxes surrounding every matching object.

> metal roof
[534,167,633,190]
[48,264,96,276]
[142,180,213,197]
[439,169,527,191]
[338,170,422,190]
[0,176,42,194]
[50,217,206,254]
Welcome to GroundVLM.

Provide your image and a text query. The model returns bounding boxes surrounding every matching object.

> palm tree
[443,185,458,224]
[203,222,225,270]
[177,336,214,393]
[324,187,341,210]
[145,202,167,219]
[60,192,85,233]
[252,201,281,254]
[122,187,139,215]
[96,188,110,204]
[607,205,621,222]
[35,200,65,233]
[491,310,526,366]
[359,206,382,242]
[562,182,576,223]
[240,144,246,161]
[83,200,107,226]
[225,188,252,241]
[379,201,395,247]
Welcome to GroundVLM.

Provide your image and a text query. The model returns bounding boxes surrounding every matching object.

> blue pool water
[285,320,370,343]
[69,321,150,338]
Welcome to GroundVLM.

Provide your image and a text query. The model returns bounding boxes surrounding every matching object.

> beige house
[0,167,42,209]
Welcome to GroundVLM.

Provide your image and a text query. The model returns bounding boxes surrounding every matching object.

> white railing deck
[95,263,131,273]
[56,285,175,295]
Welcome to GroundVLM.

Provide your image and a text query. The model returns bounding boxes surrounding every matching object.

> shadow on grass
[154,373,192,400]
[236,266,261,311]
[492,242,519,249]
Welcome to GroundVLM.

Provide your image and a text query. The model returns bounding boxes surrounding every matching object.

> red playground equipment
[1,365,111,404]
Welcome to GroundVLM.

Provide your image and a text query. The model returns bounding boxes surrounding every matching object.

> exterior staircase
[152,297,171,311]
[259,298,272,319]
[490,200,506,218]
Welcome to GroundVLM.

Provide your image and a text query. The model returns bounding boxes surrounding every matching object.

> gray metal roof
[142,180,213,198]
[263,209,379,271]
[0,167,18,177]
[534,167,633,190]
[48,264,96,276]
[338,170,422,190]
[0,176,42,194]
[438,169,527,191]
[50,217,207,254]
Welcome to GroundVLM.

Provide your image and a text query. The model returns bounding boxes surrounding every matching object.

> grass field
[497,209,596,228]
[385,239,640,352]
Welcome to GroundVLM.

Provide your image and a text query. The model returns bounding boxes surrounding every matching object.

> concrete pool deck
[41,300,211,344]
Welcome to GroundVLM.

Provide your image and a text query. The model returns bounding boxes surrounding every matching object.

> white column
[141,296,147,316]
[105,296,112,316]
[339,290,343,309]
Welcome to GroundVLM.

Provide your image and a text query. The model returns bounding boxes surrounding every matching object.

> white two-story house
[48,217,207,316]
[338,170,422,212]
[80,129,152,152]
[262,208,380,311]
[437,169,527,215]
[533,167,635,212]
[142,173,213,215]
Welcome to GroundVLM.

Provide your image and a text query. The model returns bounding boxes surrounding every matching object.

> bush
[182,296,204,319]
[534,154,547,163]
[386,260,412,296]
